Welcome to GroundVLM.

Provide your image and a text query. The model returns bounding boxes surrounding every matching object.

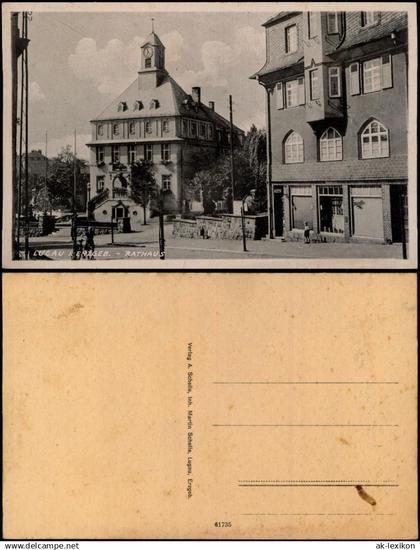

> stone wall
[172,214,268,241]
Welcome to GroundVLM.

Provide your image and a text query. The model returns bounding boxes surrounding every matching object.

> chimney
[208,101,215,111]
[191,86,201,104]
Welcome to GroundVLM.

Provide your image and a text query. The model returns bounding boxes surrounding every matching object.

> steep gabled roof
[92,73,244,133]
[92,72,188,120]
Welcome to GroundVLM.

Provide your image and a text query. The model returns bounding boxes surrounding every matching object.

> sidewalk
[25,221,406,260]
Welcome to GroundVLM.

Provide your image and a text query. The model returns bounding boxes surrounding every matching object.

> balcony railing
[113,187,129,199]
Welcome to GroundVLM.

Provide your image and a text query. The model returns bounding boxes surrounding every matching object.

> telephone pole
[44,131,48,213]
[229,94,235,213]
[23,12,30,259]
[71,129,78,259]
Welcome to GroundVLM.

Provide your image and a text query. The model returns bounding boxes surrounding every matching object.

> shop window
[318,186,344,234]
[360,120,389,159]
[290,186,312,230]
[284,131,304,163]
[320,128,343,161]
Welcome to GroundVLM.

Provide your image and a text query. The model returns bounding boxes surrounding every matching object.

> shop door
[352,197,383,239]
[273,191,283,236]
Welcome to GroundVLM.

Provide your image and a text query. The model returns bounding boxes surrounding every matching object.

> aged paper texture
[3,273,417,539]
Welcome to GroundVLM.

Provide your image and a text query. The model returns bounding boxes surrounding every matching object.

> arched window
[113,123,120,136]
[150,99,160,109]
[133,100,143,111]
[117,101,128,112]
[284,131,304,163]
[360,120,389,159]
[320,128,342,161]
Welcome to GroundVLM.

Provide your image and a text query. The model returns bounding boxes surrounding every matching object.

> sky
[25,9,270,159]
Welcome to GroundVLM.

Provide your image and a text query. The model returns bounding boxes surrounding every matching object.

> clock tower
[138,31,166,89]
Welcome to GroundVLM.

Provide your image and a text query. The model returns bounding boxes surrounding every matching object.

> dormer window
[118,101,128,112]
[150,99,160,110]
[285,24,298,54]
[327,12,341,34]
[133,100,143,111]
[361,12,379,27]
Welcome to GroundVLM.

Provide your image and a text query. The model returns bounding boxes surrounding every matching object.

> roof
[253,11,408,79]
[272,156,408,182]
[92,72,243,133]
[328,11,408,53]
[142,31,164,48]
[263,12,299,27]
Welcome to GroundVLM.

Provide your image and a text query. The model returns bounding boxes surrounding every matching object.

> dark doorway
[273,190,283,237]
[390,185,408,243]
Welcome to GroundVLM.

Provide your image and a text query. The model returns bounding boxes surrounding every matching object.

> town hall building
[87,30,244,225]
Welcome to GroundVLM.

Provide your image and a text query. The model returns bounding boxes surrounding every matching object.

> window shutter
[382,54,393,89]
[276,83,284,109]
[350,62,360,95]
[298,77,305,104]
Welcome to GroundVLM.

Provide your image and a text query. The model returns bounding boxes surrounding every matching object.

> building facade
[253,11,408,243]
[87,31,243,225]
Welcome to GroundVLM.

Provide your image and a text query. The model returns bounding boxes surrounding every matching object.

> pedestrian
[304,221,311,244]
[85,227,95,259]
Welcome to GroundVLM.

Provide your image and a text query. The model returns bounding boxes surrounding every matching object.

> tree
[47,146,89,211]
[243,125,267,211]
[185,125,267,216]
[129,160,158,225]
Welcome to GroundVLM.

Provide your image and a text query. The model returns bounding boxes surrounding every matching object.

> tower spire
[151,18,154,33]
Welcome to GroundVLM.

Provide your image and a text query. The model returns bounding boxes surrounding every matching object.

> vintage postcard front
[3,273,417,539]
[2,2,418,269]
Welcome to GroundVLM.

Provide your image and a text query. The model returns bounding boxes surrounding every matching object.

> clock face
[143,47,153,59]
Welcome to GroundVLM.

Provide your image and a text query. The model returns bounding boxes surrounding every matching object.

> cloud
[177,25,265,91]
[29,81,46,102]
[68,31,187,96]
[30,133,91,160]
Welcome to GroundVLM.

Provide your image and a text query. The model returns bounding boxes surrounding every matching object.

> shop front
[274,181,406,244]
